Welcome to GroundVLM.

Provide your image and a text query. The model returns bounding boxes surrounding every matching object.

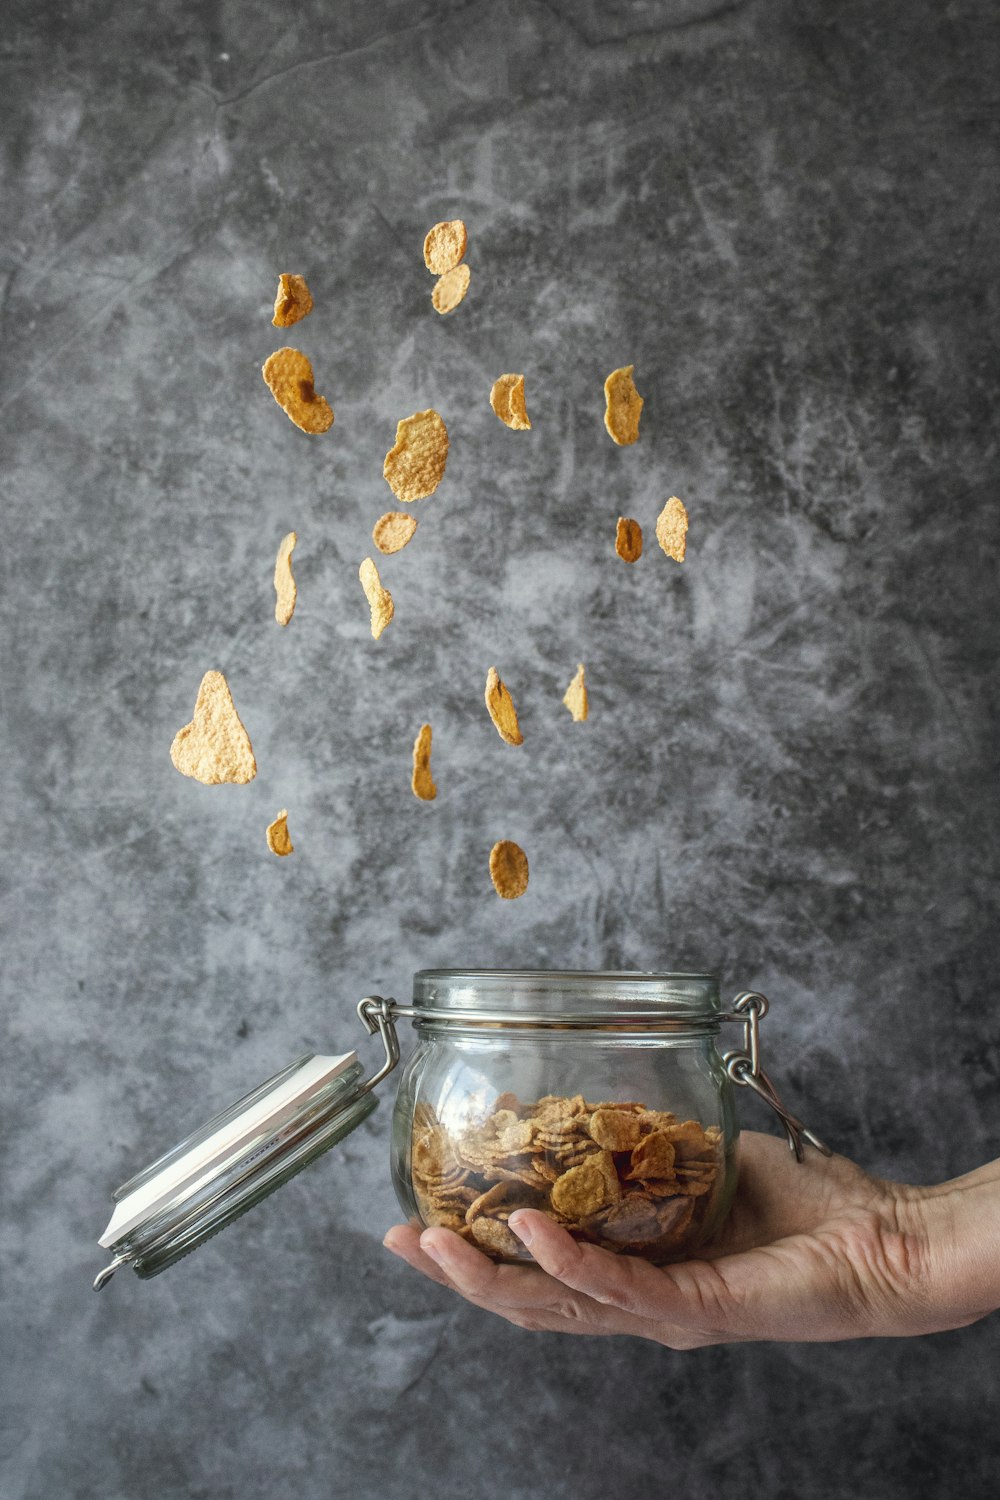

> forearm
[914,1158,1000,1330]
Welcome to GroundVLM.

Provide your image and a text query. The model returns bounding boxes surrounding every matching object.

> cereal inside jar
[390,971,740,1265]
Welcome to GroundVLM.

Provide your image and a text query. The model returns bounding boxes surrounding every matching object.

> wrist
[902,1161,1000,1332]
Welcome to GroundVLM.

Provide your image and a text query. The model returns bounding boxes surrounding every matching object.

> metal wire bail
[721,992,831,1162]
[355,996,401,1096]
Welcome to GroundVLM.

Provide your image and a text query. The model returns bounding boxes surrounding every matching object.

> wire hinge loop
[722,992,831,1162]
[355,996,401,1097]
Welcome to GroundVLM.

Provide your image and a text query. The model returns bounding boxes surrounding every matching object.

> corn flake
[655,497,689,562]
[423,219,467,275]
[469,1217,521,1257]
[603,365,644,445]
[266,809,293,857]
[432,263,471,315]
[359,557,394,639]
[497,1119,536,1154]
[411,722,436,802]
[626,1131,677,1182]
[489,839,529,900]
[671,1178,714,1197]
[262,347,334,434]
[589,1108,642,1152]
[273,530,297,626]
[484,667,524,745]
[652,1196,696,1241]
[599,1196,663,1244]
[615,516,643,562]
[466,1181,544,1223]
[271,273,313,328]
[551,1155,618,1219]
[667,1120,710,1157]
[372,511,418,555]
[562,663,588,722]
[490,374,532,430]
[170,671,257,785]
[383,409,449,502]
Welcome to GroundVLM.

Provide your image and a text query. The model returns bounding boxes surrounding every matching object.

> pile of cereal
[411,1092,723,1262]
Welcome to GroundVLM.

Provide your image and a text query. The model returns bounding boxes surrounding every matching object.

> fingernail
[508,1212,533,1246]
[421,1239,444,1263]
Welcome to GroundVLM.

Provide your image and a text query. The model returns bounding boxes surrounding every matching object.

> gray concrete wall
[2,1,998,1496]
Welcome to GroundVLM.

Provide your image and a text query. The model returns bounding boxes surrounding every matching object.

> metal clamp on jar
[95,970,828,1287]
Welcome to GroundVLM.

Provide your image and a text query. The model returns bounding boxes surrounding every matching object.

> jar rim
[411,969,721,1017]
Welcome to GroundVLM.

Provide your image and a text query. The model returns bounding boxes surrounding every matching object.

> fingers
[416,1223,649,1338]
[384,1223,556,1310]
[385,1209,732,1345]
[505,1210,773,1346]
[387,1215,826,1347]
[418,1225,573,1310]
[382,1225,461,1292]
[385,1213,779,1346]
[507,1210,704,1325]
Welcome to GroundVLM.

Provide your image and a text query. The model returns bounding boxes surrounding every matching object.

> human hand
[383,1132,1000,1346]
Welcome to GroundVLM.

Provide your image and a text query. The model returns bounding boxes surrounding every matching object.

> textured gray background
[2,0,999,1496]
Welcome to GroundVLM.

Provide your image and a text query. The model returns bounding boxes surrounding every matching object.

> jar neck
[410,969,722,1024]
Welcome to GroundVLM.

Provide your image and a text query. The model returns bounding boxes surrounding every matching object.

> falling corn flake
[411,723,437,801]
[603,365,644,446]
[262,347,334,434]
[562,663,588,722]
[489,839,529,900]
[169,670,257,785]
[266,809,293,857]
[655,497,689,562]
[383,409,449,502]
[273,530,297,626]
[423,219,467,275]
[271,274,313,328]
[372,511,418,555]
[432,263,471,315]
[489,374,532,431]
[359,557,394,639]
[484,667,524,746]
[615,516,643,563]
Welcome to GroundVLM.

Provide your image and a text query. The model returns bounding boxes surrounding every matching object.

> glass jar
[390,971,737,1263]
[93,970,826,1287]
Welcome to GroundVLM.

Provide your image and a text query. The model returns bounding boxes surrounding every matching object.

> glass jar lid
[409,969,722,1027]
[94,1051,376,1287]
